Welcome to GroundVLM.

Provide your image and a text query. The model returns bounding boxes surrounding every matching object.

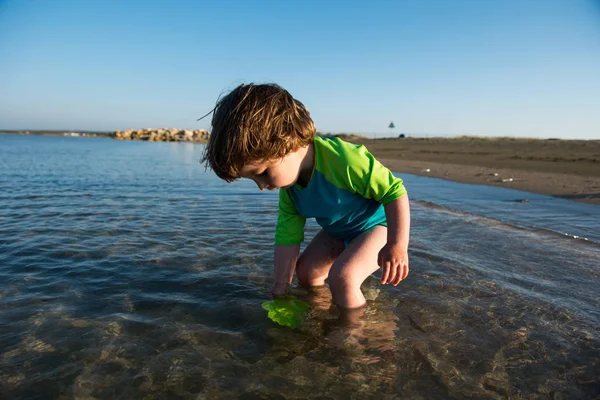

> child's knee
[328,274,367,309]
[295,258,326,287]
[328,269,360,292]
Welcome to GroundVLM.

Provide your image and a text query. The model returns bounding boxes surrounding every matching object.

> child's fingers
[391,265,401,286]
[392,264,403,285]
[380,262,391,284]
[402,261,409,280]
[387,263,397,284]
[393,261,409,285]
[398,262,407,285]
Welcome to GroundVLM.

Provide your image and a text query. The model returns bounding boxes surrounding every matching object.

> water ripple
[1,134,598,398]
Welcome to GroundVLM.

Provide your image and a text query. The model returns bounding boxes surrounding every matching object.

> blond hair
[202,83,315,181]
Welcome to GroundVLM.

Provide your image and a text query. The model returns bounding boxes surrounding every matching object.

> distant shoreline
[3,131,598,204]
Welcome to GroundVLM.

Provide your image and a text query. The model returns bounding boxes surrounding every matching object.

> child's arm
[385,194,410,250]
[379,194,410,286]
[270,244,300,297]
[271,189,306,297]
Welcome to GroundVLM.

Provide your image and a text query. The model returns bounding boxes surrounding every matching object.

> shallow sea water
[0,134,598,399]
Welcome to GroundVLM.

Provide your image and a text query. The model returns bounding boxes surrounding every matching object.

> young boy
[202,83,410,310]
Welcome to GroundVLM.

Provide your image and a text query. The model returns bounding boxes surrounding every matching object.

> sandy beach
[351,137,600,205]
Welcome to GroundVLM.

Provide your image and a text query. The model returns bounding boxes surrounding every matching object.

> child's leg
[296,229,345,287]
[328,225,387,309]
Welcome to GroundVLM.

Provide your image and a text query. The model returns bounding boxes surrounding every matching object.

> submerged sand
[351,137,600,205]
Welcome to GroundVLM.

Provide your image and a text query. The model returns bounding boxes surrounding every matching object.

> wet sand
[352,137,600,205]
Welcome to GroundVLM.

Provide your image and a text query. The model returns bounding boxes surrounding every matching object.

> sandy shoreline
[352,137,600,205]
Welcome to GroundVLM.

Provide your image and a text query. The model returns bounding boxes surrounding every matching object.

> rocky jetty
[114,128,209,143]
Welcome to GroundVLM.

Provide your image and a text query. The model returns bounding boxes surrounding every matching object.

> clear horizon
[1,0,599,139]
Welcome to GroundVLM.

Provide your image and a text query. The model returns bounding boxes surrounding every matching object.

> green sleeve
[274,188,306,245]
[324,138,407,205]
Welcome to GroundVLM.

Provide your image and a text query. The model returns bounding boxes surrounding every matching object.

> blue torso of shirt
[288,169,386,243]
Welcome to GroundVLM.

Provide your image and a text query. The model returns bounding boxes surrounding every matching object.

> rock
[113,128,209,143]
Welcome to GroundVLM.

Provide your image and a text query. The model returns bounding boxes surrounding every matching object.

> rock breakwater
[115,128,209,142]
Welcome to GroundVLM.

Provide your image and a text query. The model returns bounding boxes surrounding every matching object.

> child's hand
[269,282,290,298]
[377,242,409,286]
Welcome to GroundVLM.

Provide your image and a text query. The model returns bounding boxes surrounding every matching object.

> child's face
[239,147,307,191]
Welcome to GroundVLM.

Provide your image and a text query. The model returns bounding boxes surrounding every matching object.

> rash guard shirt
[274,136,407,245]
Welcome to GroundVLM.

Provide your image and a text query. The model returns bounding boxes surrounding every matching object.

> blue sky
[1,0,599,139]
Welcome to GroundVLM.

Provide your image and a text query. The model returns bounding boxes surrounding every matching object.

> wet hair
[201,83,315,182]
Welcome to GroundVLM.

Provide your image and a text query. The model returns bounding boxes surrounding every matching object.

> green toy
[262,296,310,328]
